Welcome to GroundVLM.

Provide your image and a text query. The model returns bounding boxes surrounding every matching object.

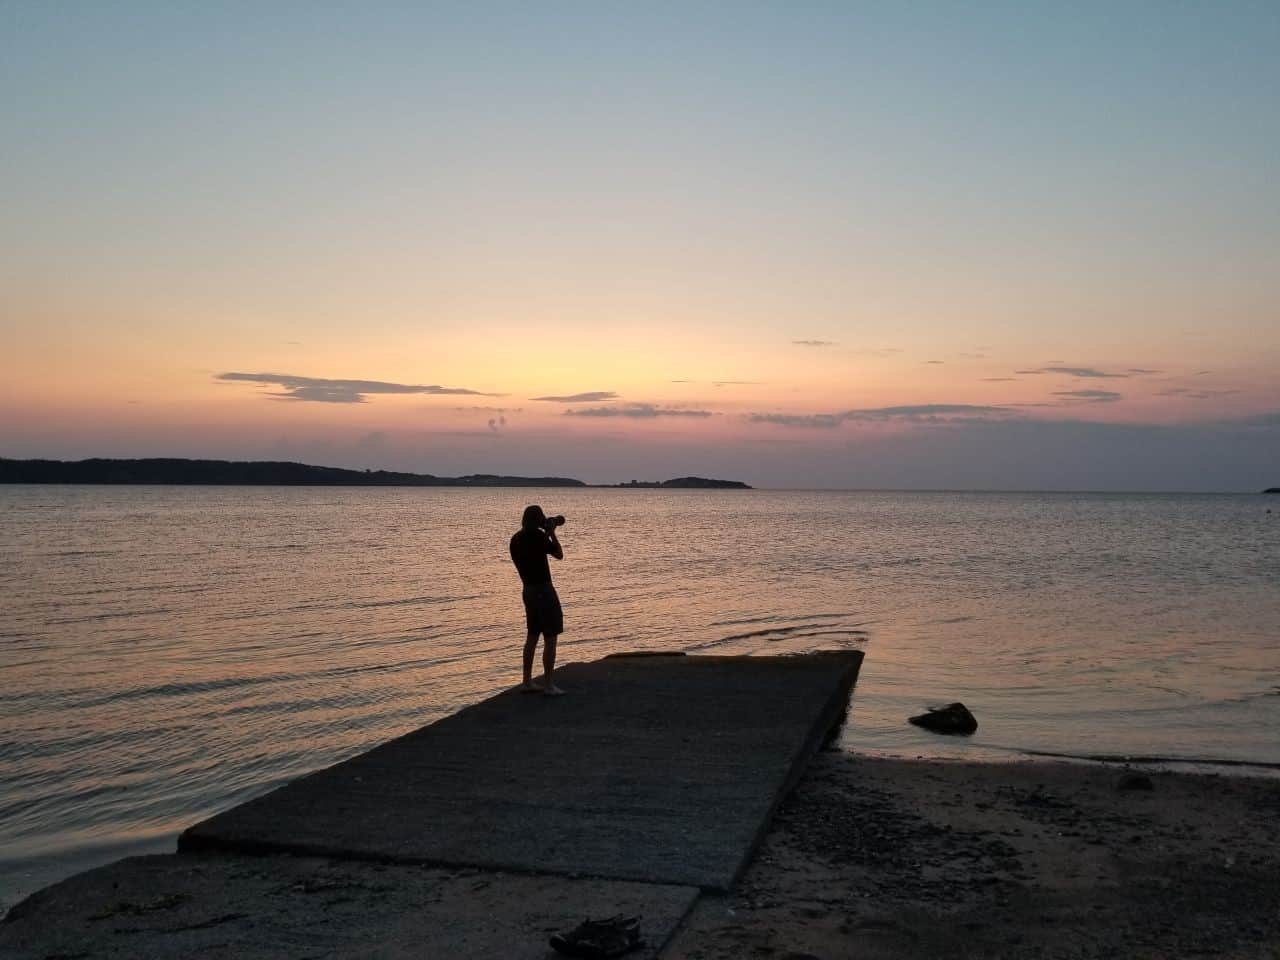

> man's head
[521,504,546,530]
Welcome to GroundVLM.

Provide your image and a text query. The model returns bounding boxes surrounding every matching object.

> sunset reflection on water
[2,485,1277,908]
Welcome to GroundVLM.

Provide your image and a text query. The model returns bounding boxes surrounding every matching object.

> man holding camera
[510,504,566,695]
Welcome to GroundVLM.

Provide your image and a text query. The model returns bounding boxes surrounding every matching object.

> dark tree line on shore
[0,458,750,489]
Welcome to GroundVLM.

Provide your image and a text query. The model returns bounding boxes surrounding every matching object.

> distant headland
[0,458,751,489]
[1266,487,1279,494]
[602,477,753,489]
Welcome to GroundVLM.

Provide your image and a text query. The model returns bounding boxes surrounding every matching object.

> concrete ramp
[181,651,863,891]
[3,652,863,958]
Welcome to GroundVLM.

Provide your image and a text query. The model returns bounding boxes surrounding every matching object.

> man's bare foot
[520,679,544,693]
[542,683,565,696]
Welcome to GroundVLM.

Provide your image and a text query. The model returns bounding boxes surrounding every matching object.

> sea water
[2,485,1277,909]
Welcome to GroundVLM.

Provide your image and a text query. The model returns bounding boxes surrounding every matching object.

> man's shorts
[522,582,564,636]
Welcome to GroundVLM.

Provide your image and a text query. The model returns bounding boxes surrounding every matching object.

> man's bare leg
[542,633,564,695]
[522,631,543,691]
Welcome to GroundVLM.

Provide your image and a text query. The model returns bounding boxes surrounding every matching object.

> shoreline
[1013,747,1280,774]
[664,749,1280,958]
[849,744,1280,779]
[6,743,1279,927]
[7,750,1280,957]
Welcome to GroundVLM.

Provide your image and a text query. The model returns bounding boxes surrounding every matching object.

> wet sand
[663,751,1280,959]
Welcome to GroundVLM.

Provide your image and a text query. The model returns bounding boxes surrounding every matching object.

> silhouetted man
[510,504,565,695]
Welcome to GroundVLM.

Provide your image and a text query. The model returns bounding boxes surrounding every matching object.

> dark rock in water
[1117,772,1154,791]
[908,702,978,735]
[550,914,643,958]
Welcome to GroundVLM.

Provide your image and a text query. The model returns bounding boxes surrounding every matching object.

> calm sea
[2,485,1277,910]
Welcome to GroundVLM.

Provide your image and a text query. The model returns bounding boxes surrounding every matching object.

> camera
[543,515,566,529]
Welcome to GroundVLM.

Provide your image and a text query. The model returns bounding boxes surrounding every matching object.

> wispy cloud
[530,391,619,403]
[1157,388,1241,400]
[217,372,498,403]
[749,403,1014,428]
[566,404,714,419]
[1015,366,1129,378]
[982,377,1018,382]
[854,404,1012,421]
[1051,389,1123,403]
[748,413,847,429]
[666,379,761,387]
[455,405,523,413]
[792,339,837,347]
[925,360,945,365]
[1127,368,1162,375]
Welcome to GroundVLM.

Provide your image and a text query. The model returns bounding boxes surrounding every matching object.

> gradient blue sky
[3,3,1278,488]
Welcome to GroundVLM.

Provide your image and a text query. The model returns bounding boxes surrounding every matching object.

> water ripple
[2,485,1278,913]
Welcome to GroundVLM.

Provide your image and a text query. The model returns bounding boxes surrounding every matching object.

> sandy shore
[6,728,1279,958]
[663,750,1280,959]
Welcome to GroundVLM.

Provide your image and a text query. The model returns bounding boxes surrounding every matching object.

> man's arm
[546,528,564,561]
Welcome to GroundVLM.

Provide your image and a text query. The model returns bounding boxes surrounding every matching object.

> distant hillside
[602,477,753,489]
[0,458,754,489]
[662,476,752,489]
[1266,487,1279,494]
[0,458,586,487]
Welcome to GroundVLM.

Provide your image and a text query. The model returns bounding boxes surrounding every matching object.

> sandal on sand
[549,915,643,958]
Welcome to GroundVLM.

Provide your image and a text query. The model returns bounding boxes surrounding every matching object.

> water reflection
[1,486,1278,909]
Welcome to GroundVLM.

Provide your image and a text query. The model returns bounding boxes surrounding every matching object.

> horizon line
[0,455,1272,496]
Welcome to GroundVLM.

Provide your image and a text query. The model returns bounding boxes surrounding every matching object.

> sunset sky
[3,3,1278,489]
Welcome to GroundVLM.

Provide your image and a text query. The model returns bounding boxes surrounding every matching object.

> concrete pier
[1,651,862,958]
